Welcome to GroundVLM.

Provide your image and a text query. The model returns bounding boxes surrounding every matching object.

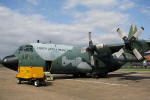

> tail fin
[128,24,137,40]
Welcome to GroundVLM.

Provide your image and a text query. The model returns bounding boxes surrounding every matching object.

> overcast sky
[0,0,150,58]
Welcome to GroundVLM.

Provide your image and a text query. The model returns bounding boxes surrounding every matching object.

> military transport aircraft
[0,24,150,78]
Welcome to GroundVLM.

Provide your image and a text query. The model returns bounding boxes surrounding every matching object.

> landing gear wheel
[28,80,34,85]
[17,78,21,84]
[92,75,99,78]
[98,73,108,78]
[34,80,40,87]
[91,72,99,78]
[73,74,79,78]
[80,73,87,77]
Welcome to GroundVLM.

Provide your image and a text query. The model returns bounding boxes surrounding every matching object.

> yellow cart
[16,66,45,87]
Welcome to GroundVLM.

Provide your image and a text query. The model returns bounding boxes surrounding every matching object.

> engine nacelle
[77,62,92,73]
[96,43,104,49]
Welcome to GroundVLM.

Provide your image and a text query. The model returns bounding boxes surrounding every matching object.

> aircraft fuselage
[2,42,125,76]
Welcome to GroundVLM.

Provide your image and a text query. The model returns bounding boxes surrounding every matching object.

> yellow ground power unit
[16,66,45,87]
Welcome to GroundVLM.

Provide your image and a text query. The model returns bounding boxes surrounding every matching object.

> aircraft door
[45,61,52,72]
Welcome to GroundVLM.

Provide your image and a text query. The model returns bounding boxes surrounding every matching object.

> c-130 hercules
[0,24,150,78]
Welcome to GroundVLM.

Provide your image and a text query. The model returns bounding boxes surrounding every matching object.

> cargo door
[44,61,53,81]
[45,61,53,72]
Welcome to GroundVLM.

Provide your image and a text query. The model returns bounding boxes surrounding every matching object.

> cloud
[64,0,118,9]
[74,10,129,31]
[142,7,150,19]
[64,0,136,11]
[119,0,135,10]
[26,0,39,6]
[0,3,130,57]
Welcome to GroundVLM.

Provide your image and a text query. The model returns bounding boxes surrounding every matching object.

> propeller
[133,27,144,39]
[88,32,95,66]
[81,32,105,66]
[115,25,144,61]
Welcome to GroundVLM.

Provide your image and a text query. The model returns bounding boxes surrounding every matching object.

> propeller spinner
[115,25,144,61]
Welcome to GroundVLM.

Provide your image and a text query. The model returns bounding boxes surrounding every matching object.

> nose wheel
[17,78,22,84]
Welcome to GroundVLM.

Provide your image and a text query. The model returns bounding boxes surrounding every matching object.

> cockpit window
[19,45,33,52]
[24,45,33,52]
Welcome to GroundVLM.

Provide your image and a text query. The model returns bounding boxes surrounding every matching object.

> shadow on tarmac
[54,72,150,81]
[108,72,150,81]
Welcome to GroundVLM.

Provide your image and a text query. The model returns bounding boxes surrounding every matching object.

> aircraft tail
[128,24,137,40]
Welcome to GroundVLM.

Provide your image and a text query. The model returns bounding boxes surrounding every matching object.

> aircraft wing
[106,43,124,54]
[107,40,150,58]
[145,40,150,47]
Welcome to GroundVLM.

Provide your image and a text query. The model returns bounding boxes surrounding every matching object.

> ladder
[44,72,53,81]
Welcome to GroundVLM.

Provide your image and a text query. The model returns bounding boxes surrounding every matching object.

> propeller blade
[133,27,144,38]
[133,48,143,60]
[89,32,93,46]
[89,32,92,42]
[115,48,124,58]
[117,28,126,39]
[90,56,94,66]
[81,48,87,53]
[96,43,104,49]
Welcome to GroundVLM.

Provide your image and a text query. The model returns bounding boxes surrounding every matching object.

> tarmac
[0,66,150,100]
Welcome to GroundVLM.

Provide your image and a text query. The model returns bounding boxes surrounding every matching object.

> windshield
[19,45,33,52]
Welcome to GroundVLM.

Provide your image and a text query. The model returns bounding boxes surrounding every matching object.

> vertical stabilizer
[128,24,137,40]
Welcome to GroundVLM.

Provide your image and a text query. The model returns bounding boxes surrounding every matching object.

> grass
[119,69,150,71]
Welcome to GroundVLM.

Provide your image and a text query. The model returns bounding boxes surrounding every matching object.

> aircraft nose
[2,55,18,71]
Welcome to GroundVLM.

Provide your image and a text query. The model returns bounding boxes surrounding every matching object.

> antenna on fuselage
[37,40,40,43]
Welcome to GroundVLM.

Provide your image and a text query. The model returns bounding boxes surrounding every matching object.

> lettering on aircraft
[36,47,72,52]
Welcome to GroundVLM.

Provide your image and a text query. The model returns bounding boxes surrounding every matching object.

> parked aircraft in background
[1,24,150,78]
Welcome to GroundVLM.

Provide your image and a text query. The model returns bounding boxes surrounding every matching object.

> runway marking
[65,79,128,86]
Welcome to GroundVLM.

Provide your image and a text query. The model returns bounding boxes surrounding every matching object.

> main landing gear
[73,72,108,78]
[91,72,108,78]
[73,73,87,78]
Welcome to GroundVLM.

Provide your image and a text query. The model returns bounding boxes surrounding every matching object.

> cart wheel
[17,78,21,84]
[34,80,40,87]
[28,80,33,85]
